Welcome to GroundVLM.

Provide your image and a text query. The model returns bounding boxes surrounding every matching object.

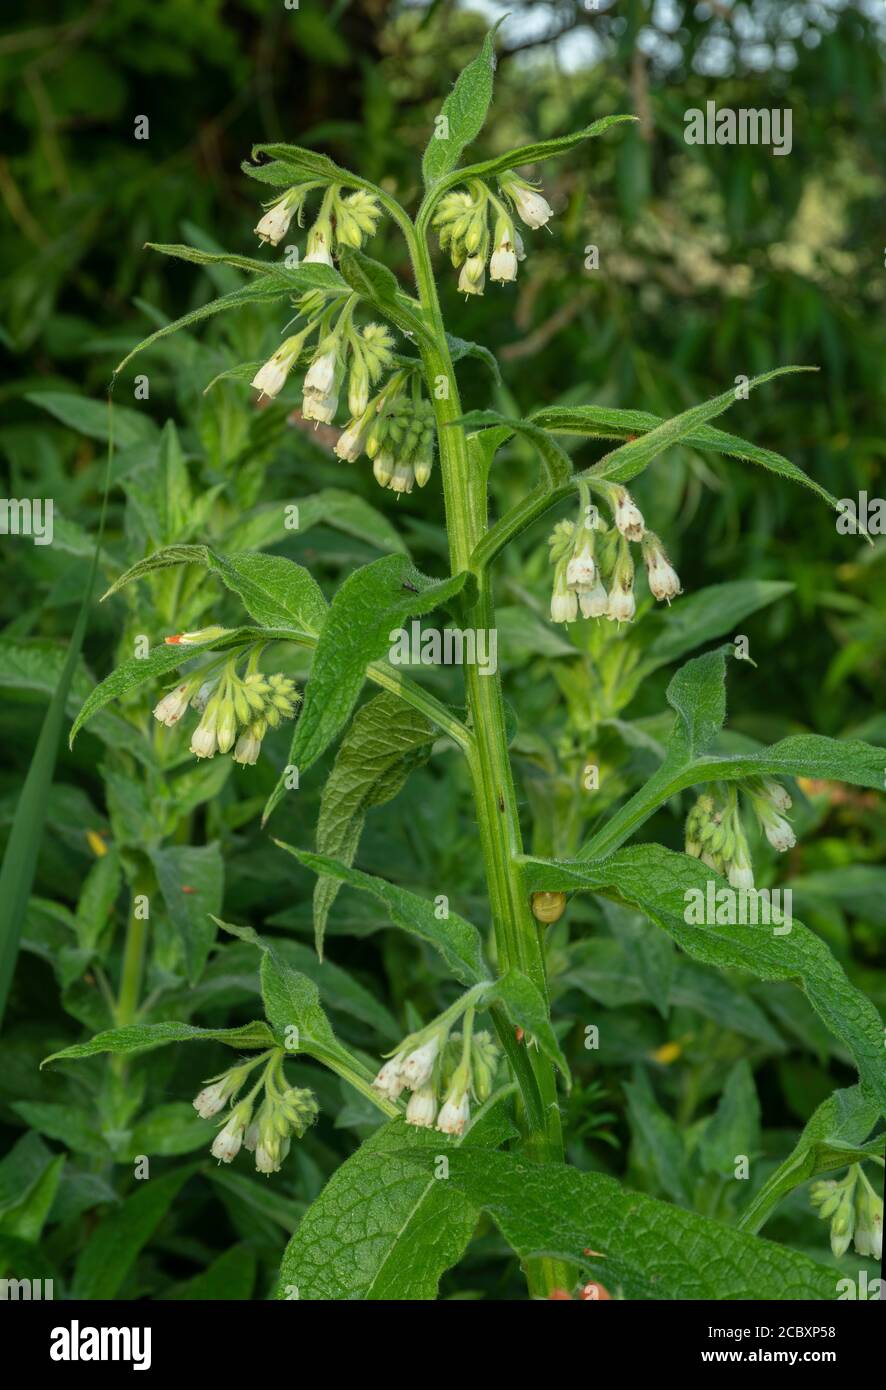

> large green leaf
[524,846,886,1114]
[312,692,436,958]
[421,24,501,186]
[277,844,488,987]
[112,275,317,379]
[433,1150,838,1299]
[739,1086,884,1234]
[262,555,473,821]
[474,368,818,569]
[103,546,327,636]
[275,1099,516,1300]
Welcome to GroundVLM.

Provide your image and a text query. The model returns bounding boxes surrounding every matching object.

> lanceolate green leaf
[277,843,489,987]
[103,546,328,635]
[530,401,840,510]
[481,969,571,1086]
[739,1086,884,1235]
[262,555,474,821]
[524,846,886,1115]
[41,1019,275,1067]
[214,918,396,1114]
[275,1099,517,1300]
[583,367,818,486]
[431,1150,838,1299]
[112,268,343,379]
[312,692,436,958]
[421,24,501,187]
[473,367,819,570]
[447,115,637,186]
[454,411,572,488]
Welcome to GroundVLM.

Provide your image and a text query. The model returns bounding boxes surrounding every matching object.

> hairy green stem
[409,221,571,1299]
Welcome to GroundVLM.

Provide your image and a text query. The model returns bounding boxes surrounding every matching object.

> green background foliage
[0,0,883,1300]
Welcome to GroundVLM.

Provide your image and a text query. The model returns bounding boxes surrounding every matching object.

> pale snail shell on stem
[531,891,566,924]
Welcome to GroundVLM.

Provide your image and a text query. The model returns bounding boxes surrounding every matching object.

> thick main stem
[411,230,571,1297]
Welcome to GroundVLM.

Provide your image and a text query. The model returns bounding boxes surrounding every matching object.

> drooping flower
[406,1086,438,1129]
[566,542,596,591]
[489,216,519,283]
[232,723,264,767]
[304,225,333,265]
[611,486,645,542]
[606,541,636,624]
[401,1034,442,1090]
[251,334,305,401]
[458,253,486,297]
[373,1051,407,1102]
[551,570,578,624]
[642,534,682,603]
[210,1100,252,1164]
[579,582,608,619]
[153,683,192,728]
[500,172,554,229]
[437,1062,471,1137]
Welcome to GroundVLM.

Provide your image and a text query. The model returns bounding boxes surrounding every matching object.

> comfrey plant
[50,28,885,1301]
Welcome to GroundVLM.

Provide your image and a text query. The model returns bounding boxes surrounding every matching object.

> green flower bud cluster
[685,788,755,889]
[194,1050,318,1177]
[811,1165,883,1260]
[357,395,436,494]
[433,173,555,294]
[685,777,797,884]
[254,179,382,260]
[372,1002,500,1137]
[154,649,300,767]
[332,188,383,250]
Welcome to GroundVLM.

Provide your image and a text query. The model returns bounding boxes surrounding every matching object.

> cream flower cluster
[254,181,381,262]
[194,1052,318,1175]
[548,482,681,627]
[685,778,796,888]
[153,641,300,766]
[373,1014,499,1138]
[432,171,554,295]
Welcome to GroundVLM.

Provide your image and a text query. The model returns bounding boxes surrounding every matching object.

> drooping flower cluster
[372,1004,499,1138]
[547,481,681,626]
[250,289,396,421]
[810,1165,883,1260]
[254,181,382,262]
[153,636,300,766]
[432,171,553,294]
[335,373,436,495]
[684,778,796,887]
[193,1051,318,1175]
